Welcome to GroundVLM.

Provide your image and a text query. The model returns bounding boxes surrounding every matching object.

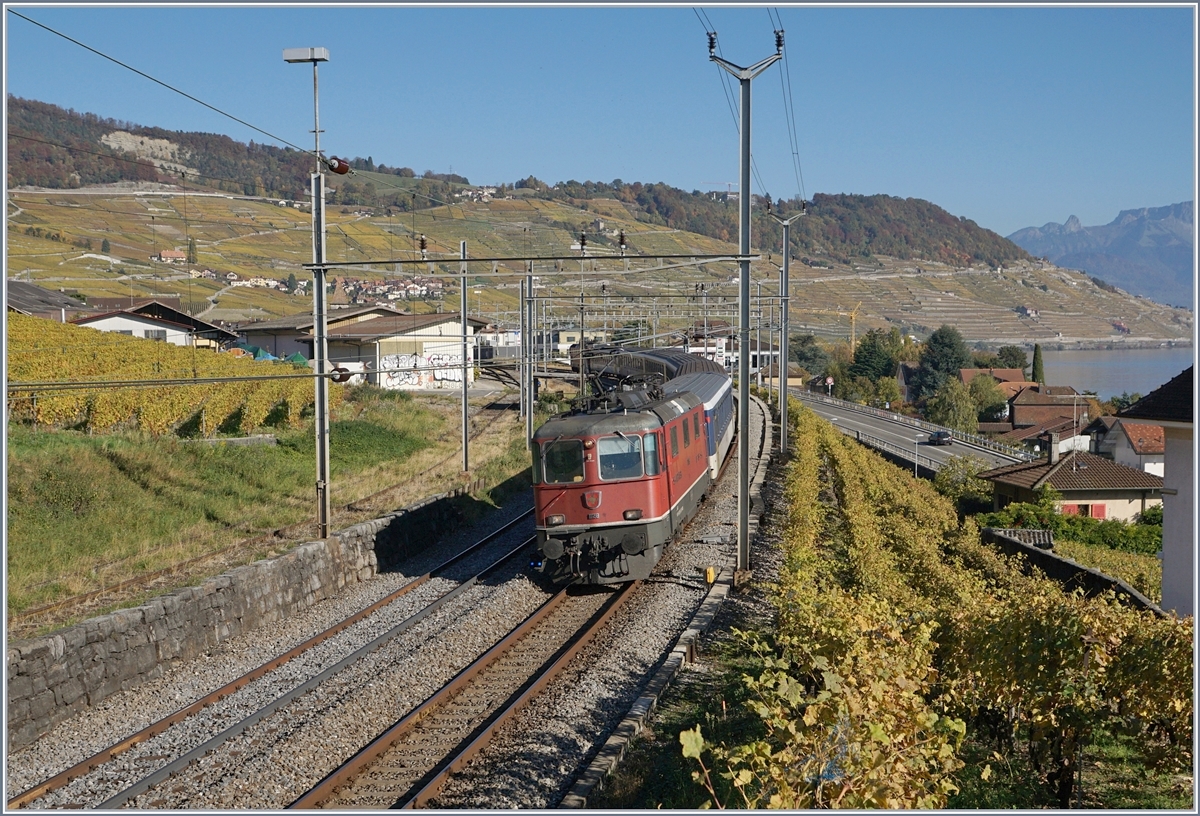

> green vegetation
[978,489,1163,556]
[1032,342,1046,384]
[4,385,442,616]
[1053,539,1163,604]
[910,324,972,401]
[8,426,319,614]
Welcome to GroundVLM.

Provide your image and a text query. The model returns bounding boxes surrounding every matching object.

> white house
[1118,367,1194,618]
[1089,416,1166,476]
[71,302,237,349]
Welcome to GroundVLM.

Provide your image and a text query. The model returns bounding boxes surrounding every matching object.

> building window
[116,330,133,336]
[145,329,167,341]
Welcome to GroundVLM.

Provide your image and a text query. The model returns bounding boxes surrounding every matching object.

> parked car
[928,430,953,446]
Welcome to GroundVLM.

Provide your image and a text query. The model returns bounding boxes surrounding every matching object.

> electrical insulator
[775,30,784,54]
[419,234,427,250]
[618,229,626,249]
[579,232,587,251]
[707,32,716,55]
[326,157,351,175]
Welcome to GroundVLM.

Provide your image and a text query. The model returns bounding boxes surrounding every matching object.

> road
[789,389,1027,474]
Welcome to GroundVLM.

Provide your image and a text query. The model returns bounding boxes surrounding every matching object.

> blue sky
[4,4,1195,237]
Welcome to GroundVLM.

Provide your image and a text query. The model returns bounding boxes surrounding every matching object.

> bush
[977,500,1162,556]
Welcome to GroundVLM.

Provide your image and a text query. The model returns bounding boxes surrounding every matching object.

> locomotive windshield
[540,439,585,484]
[598,433,643,481]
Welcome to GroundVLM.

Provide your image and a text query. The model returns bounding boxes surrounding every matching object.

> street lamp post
[284,46,332,538]
[915,435,921,477]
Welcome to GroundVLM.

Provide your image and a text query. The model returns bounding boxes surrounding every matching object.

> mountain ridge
[1007,202,1193,307]
[9,94,1033,270]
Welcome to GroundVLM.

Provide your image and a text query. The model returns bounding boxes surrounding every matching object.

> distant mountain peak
[1008,202,1194,307]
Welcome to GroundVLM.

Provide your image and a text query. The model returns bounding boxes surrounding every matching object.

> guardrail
[840,426,941,473]
[792,389,1034,462]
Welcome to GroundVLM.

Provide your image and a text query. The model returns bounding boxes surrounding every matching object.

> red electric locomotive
[531,353,733,585]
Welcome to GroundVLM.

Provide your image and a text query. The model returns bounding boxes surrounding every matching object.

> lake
[1040,347,1194,400]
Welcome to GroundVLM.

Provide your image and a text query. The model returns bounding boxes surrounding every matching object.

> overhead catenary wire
[769,7,807,202]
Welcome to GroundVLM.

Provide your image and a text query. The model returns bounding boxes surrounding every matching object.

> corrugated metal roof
[6,280,100,317]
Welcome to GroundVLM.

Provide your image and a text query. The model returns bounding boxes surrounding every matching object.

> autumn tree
[925,376,978,433]
[968,373,1007,421]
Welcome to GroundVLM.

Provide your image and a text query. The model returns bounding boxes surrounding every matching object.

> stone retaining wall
[6,490,470,751]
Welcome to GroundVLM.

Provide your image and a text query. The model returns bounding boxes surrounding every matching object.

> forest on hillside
[8,96,1032,267]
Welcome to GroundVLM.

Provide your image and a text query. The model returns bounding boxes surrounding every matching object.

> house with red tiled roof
[1118,366,1193,617]
[1009,384,1087,428]
[977,440,1162,522]
[1085,416,1165,476]
[958,368,1028,386]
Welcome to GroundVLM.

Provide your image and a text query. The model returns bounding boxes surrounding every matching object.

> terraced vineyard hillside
[7,185,1193,346]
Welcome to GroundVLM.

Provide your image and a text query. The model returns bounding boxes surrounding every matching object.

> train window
[694,413,702,439]
[643,433,660,476]
[598,434,643,481]
[682,416,690,447]
[670,426,679,458]
[541,439,585,484]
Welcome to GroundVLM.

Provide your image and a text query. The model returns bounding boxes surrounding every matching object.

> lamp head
[284,47,329,63]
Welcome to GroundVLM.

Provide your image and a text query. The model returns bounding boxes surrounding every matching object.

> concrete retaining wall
[982,527,1165,617]
[6,491,468,751]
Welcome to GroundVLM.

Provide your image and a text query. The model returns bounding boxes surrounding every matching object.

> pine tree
[187,237,197,264]
[101,238,111,254]
[1032,343,1045,384]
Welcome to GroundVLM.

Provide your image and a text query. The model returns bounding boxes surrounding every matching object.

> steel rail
[401,581,639,809]
[8,512,532,810]
[290,581,638,809]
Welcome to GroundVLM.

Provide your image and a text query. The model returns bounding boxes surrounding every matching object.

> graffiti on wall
[379,352,467,389]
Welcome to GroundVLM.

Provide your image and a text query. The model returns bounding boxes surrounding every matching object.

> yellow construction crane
[792,302,862,348]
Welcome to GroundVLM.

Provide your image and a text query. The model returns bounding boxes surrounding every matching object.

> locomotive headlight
[623,509,643,521]
[545,514,566,527]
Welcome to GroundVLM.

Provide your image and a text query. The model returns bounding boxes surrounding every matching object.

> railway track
[8,510,535,810]
[295,582,637,809]
[9,394,774,810]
